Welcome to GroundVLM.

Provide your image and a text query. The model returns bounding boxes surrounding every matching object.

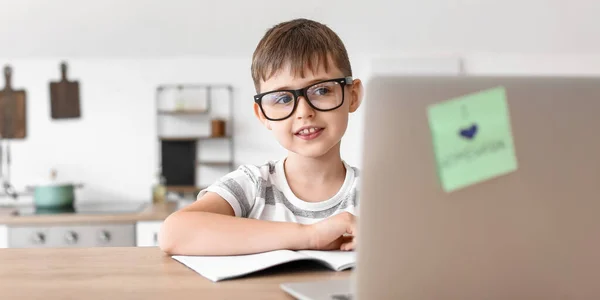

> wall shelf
[158,136,232,141]
[157,109,209,115]
[198,161,234,167]
[156,84,234,196]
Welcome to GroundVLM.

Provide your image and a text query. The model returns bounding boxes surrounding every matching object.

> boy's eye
[308,82,338,97]
[265,92,294,105]
[312,87,330,96]
[275,95,293,104]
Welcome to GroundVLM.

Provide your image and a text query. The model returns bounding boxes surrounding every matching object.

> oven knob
[32,232,46,244]
[98,230,111,243]
[65,231,78,244]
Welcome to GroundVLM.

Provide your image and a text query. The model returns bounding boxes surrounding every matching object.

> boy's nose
[295,96,315,119]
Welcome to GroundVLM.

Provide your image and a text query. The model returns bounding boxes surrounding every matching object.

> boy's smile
[294,126,324,140]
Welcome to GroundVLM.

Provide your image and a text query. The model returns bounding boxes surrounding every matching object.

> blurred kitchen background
[0,0,599,207]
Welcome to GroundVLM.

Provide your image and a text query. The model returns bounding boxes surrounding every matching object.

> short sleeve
[196,165,259,217]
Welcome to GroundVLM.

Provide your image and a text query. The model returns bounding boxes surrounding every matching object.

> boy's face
[254,61,363,159]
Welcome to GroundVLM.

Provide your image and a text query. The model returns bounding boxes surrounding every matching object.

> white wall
[0,0,599,58]
[464,54,600,75]
[0,57,244,204]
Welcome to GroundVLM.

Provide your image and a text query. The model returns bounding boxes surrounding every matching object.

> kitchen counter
[0,247,351,300]
[0,202,179,225]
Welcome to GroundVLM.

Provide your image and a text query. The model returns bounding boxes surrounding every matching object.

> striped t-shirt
[197,159,360,224]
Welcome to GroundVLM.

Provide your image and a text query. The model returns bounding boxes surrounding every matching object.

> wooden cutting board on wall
[50,62,81,119]
[0,66,26,139]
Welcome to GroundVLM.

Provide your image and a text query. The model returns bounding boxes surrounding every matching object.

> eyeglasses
[254,77,353,121]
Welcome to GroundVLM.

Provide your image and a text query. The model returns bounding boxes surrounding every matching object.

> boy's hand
[306,212,357,251]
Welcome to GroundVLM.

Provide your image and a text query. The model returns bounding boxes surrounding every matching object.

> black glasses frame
[254,76,353,121]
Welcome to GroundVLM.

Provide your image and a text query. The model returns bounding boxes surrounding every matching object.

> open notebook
[172,250,355,282]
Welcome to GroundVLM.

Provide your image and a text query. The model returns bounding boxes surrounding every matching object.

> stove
[13,201,148,216]
[6,202,148,249]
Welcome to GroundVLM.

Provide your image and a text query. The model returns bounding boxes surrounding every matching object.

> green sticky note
[427,86,518,192]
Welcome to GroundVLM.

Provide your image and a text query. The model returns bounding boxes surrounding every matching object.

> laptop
[281,75,600,299]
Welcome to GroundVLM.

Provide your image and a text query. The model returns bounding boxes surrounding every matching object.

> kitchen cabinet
[0,225,6,248]
[1,222,165,248]
[136,221,163,247]
[8,223,135,248]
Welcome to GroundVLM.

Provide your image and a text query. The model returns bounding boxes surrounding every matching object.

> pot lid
[28,169,83,188]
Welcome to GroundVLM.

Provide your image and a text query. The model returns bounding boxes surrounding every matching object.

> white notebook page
[172,250,306,282]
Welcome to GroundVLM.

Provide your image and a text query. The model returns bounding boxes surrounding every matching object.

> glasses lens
[260,91,295,120]
[306,81,343,110]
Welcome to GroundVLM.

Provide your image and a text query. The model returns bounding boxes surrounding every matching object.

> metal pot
[32,183,79,208]
[27,170,83,208]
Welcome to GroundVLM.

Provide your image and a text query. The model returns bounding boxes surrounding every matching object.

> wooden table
[0,247,351,299]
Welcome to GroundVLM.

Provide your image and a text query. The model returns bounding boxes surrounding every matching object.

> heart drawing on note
[459,123,478,140]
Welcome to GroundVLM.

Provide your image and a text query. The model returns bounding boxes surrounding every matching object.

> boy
[159,18,364,256]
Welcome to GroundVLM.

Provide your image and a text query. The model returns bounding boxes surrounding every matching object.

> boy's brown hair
[251,18,352,93]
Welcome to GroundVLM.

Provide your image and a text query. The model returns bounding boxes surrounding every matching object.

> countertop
[0,202,179,225]
[0,246,351,300]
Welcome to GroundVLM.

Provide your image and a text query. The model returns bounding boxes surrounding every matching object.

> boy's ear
[348,78,364,113]
[254,102,272,130]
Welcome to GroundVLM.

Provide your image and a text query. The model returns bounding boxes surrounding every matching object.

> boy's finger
[340,240,355,251]
[340,236,355,251]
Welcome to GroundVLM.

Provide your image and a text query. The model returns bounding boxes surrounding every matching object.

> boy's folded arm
[158,192,311,256]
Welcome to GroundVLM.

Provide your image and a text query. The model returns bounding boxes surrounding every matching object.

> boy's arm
[158,192,312,256]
